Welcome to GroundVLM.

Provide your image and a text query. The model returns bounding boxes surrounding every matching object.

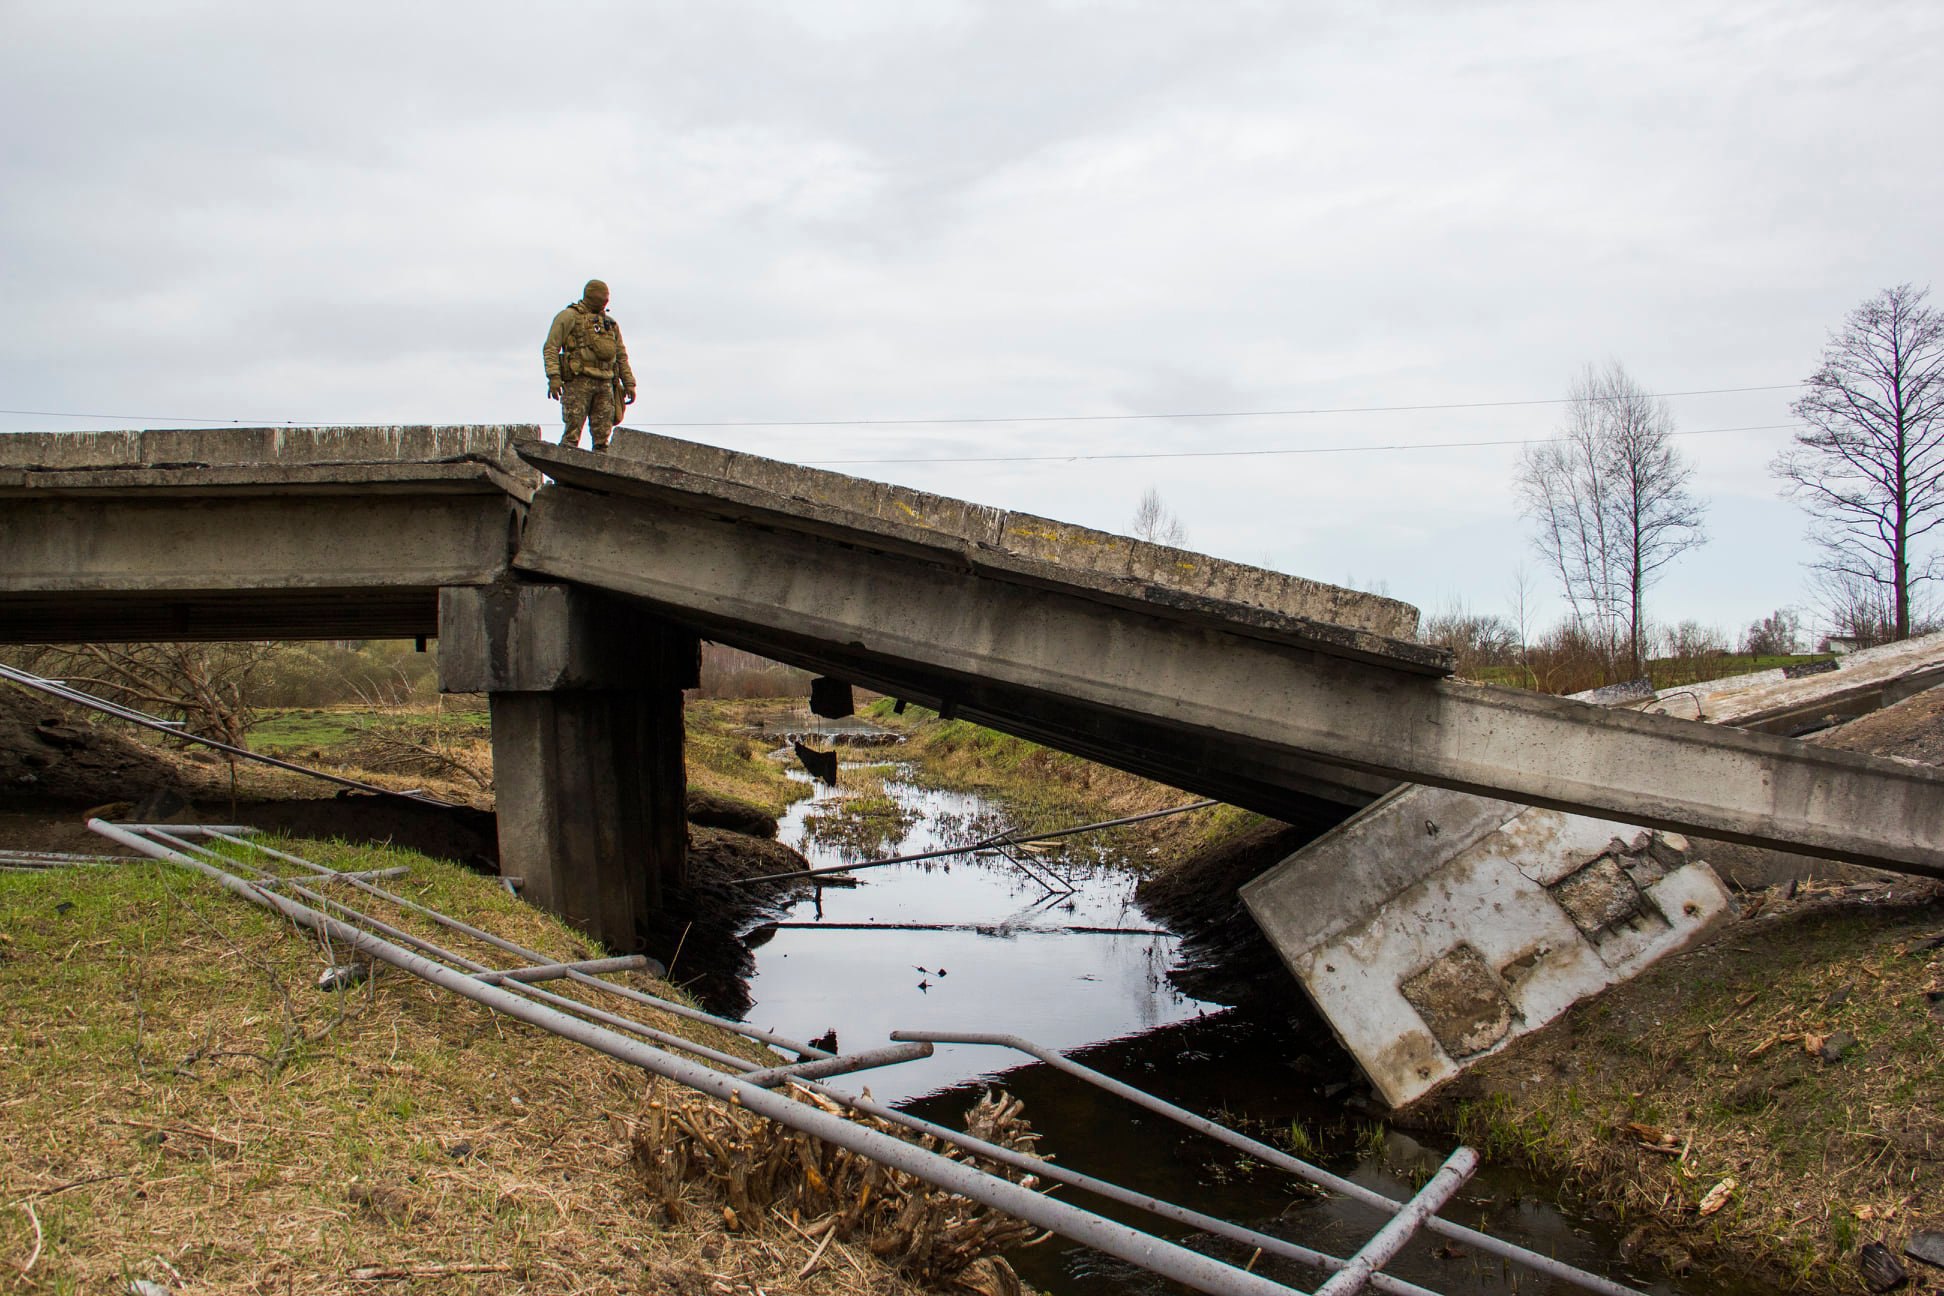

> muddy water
[740,765,1749,1296]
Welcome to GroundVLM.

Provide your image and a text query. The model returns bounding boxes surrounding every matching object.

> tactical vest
[564,307,621,380]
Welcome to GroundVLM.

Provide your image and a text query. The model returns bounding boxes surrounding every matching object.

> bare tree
[9,642,273,748]
[1422,601,1520,678]
[1128,487,1187,547]
[1773,284,1944,641]
[1741,608,1803,657]
[1516,362,1708,676]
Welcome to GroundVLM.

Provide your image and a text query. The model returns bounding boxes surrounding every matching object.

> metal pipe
[732,798,1220,886]
[798,1081,1444,1296]
[257,865,413,888]
[90,820,1316,1296]
[164,828,1416,1292]
[145,830,763,1075]
[1313,1149,1476,1296]
[198,829,837,1062]
[890,1032,1644,1296]
[0,664,459,808]
[473,954,652,984]
[740,1042,935,1088]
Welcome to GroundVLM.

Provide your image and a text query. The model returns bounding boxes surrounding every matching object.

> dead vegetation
[632,1088,1047,1295]
[0,839,965,1296]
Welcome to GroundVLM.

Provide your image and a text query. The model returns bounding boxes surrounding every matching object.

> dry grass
[1432,887,1944,1290]
[0,840,943,1296]
[632,1089,1046,1296]
[684,702,810,820]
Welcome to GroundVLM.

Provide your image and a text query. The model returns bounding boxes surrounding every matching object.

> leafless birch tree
[1129,487,1187,546]
[1517,362,1707,677]
[1773,284,1944,642]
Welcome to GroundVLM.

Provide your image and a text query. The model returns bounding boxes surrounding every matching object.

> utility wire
[635,384,1802,428]
[804,422,1804,467]
[0,383,1799,432]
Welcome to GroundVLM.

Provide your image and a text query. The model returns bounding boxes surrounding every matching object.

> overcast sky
[4,1,1939,642]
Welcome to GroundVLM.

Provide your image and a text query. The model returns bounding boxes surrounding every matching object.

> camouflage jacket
[544,301,636,387]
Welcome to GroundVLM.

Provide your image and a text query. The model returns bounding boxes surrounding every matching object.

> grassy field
[1434,890,1944,1289]
[0,840,961,1295]
[1471,652,1838,690]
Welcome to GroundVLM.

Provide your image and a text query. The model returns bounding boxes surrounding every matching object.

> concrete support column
[438,582,697,953]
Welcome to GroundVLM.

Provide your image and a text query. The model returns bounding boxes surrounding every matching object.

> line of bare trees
[1507,284,1943,684]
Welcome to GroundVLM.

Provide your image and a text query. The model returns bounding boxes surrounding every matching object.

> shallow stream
[738,758,1754,1296]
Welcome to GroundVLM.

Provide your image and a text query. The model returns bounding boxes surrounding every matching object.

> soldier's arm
[543,313,568,381]
[615,325,637,394]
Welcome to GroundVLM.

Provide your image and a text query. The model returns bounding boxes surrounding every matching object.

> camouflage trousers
[560,375,617,451]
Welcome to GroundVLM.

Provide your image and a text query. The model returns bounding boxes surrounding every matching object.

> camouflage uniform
[544,290,636,451]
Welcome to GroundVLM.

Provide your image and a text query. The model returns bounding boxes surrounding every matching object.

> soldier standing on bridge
[544,279,636,452]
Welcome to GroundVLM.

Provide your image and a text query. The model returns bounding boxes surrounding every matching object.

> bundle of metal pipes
[88,820,1642,1296]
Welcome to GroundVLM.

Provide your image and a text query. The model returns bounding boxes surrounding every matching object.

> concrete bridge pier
[437,582,696,953]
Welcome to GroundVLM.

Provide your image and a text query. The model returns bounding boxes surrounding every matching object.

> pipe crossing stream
[91,819,1642,1296]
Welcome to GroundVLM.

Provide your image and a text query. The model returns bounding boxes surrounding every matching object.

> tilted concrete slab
[1241,638,1944,1107]
[1243,786,1733,1108]
[513,437,1944,876]
[527,430,1447,673]
[0,426,539,641]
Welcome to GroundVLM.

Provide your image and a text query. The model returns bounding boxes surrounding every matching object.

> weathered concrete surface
[1243,786,1734,1108]
[438,582,696,952]
[0,426,538,642]
[0,425,540,495]
[1641,632,1944,733]
[512,449,1944,875]
[531,431,1446,673]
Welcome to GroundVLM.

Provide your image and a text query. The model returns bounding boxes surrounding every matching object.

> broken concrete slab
[1640,631,1944,734]
[1242,644,1944,1108]
[1241,784,1734,1109]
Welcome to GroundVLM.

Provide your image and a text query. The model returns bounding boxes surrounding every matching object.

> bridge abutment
[438,582,696,953]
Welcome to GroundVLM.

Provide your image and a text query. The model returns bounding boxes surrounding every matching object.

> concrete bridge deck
[5,425,1944,951]
[520,429,1944,877]
[0,426,536,641]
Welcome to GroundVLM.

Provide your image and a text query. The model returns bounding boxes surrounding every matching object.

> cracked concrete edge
[0,425,545,498]
[519,432,1451,674]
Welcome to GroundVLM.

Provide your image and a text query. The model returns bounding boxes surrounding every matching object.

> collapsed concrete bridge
[5,425,1943,961]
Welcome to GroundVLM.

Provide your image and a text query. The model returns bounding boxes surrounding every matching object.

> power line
[0,383,1800,433]
[804,422,1804,467]
[639,384,1801,428]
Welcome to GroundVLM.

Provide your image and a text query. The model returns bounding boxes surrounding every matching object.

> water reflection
[742,767,1215,1103]
[742,764,1743,1296]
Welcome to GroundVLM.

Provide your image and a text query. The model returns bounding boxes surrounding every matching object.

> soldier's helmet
[583,279,610,302]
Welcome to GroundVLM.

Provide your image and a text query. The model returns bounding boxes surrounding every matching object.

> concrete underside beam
[516,484,1944,876]
[0,494,523,642]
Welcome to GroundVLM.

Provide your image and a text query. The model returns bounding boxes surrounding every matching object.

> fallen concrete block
[1241,784,1734,1108]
